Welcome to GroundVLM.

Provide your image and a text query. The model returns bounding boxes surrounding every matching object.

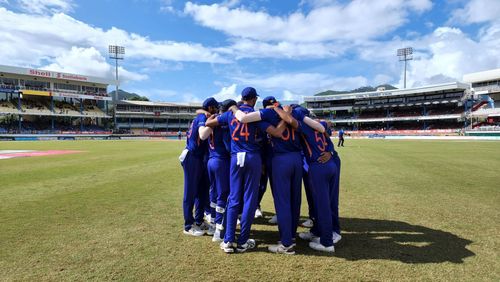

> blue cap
[262,96,277,108]
[202,97,219,110]
[241,87,259,100]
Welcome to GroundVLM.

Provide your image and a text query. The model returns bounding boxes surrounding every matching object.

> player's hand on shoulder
[229,105,238,113]
[317,151,332,163]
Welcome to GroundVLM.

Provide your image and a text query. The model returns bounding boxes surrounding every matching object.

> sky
[0,0,499,103]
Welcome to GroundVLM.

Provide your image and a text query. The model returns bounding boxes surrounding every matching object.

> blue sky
[0,0,499,103]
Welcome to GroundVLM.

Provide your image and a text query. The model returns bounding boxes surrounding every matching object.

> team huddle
[179,87,341,254]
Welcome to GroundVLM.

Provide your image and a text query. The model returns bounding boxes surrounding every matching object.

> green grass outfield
[0,139,499,281]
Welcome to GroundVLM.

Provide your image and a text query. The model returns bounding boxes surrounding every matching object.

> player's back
[185,113,208,157]
[260,108,301,154]
[208,124,230,159]
[298,119,330,164]
[217,104,267,154]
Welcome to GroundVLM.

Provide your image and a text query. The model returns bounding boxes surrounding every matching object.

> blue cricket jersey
[298,118,332,164]
[217,104,270,154]
[185,113,208,157]
[338,129,344,137]
[208,124,230,159]
[259,108,301,154]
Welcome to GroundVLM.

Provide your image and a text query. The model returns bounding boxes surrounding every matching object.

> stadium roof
[463,68,500,83]
[0,64,114,85]
[304,82,470,102]
[117,100,202,107]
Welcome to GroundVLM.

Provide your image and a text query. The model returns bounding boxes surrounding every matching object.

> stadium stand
[305,82,473,134]
[0,64,112,133]
[115,100,200,133]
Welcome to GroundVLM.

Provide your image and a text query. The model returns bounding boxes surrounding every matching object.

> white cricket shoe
[220,241,235,253]
[199,222,210,232]
[236,239,256,253]
[301,219,314,228]
[204,212,212,223]
[309,241,334,253]
[268,215,277,224]
[332,232,342,244]
[212,228,223,242]
[183,225,204,237]
[298,231,314,241]
[206,224,216,236]
[268,243,295,255]
[254,208,263,218]
[237,218,241,227]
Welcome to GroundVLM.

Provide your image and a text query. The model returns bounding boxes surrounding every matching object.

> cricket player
[180,97,219,236]
[233,98,323,254]
[294,107,339,252]
[197,99,236,242]
[205,87,287,253]
[338,128,345,147]
[322,121,342,244]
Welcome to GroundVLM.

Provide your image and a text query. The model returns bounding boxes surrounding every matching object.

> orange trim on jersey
[301,135,312,157]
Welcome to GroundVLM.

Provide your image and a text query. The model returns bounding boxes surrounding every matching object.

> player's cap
[241,87,259,100]
[202,97,219,110]
[220,99,237,112]
[262,96,278,108]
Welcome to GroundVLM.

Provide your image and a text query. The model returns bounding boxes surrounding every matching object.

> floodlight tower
[397,47,413,89]
[109,45,125,131]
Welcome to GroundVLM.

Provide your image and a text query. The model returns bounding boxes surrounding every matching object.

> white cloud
[184,0,432,42]
[232,72,368,96]
[216,39,346,59]
[0,7,228,71]
[42,46,148,82]
[212,84,239,102]
[373,74,394,86]
[451,0,500,24]
[282,90,302,103]
[357,23,500,88]
[17,0,74,14]
[405,25,500,87]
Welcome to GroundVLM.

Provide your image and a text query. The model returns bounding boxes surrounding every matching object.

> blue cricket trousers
[308,159,339,247]
[258,155,273,208]
[332,154,341,234]
[224,153,262,245]
[271,151,302,247]
[182,152,208,231]
[303,166,315,221]
[207,157,230,226]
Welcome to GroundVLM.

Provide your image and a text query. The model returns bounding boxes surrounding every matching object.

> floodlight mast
[397,47,413,89]
[108,45,125,132]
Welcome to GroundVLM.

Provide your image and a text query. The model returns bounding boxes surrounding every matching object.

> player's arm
[195,109,210,117]
[198,124,213,140]
[304,117,325,133]
[274,106,298,129]
[265,120,287,138]
[204,114,219,128]
[230,106,262,123]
